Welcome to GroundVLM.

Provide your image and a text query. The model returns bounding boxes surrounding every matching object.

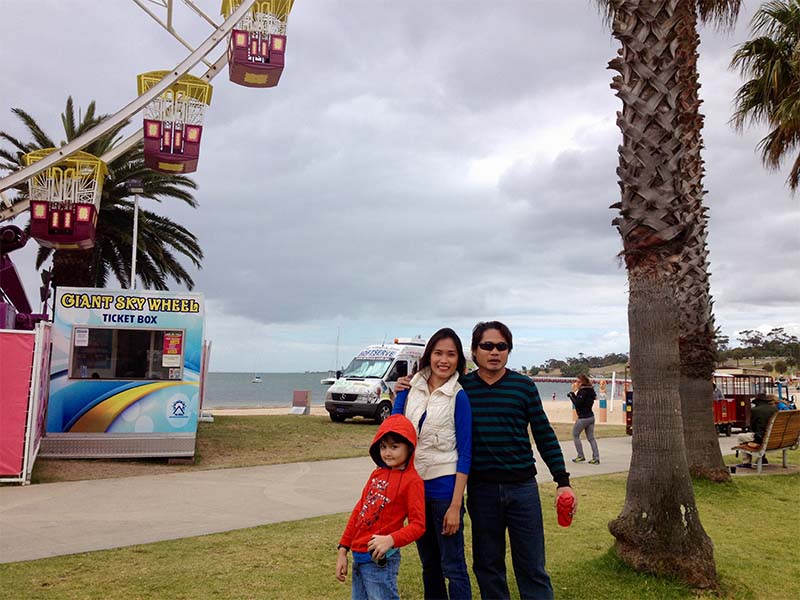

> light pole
[126,179,144,289]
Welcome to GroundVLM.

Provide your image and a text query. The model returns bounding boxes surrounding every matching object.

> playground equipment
[23,150,108,250]
[222,0,294,87]
[138,72,214,173]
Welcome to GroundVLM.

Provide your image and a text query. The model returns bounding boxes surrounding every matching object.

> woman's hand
[367,534,394,559]
[442,505,462,536]
[335,549,348,582]
[394,376,412,393]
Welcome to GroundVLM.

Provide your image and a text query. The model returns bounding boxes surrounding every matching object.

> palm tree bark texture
[605,0,717,588]
[673,0,738,482]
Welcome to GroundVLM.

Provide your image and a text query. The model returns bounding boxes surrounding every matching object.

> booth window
[70,327,184,380]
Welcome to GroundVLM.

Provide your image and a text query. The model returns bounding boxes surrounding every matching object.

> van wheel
[330,413,346,423]
[375,402,392,423]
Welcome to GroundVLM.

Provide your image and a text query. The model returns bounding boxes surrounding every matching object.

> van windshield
[342,358,392,379]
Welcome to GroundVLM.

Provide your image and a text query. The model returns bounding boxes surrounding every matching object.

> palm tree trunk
[674,0,729,481]
[608,270,716,588]
[606,0,717,587]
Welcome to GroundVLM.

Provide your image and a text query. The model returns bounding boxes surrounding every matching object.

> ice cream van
[324,337,426,423]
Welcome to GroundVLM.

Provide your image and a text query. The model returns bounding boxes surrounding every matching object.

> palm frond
[697,0,743,30]
[10,108,55,149]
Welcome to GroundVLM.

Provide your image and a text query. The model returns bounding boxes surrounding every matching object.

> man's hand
[395,375,412,393]
[367,534,394,559]
[335,549,348,582]
[556,486,577,516]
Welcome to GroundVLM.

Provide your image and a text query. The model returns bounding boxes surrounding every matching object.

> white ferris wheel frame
[0,0,260,222]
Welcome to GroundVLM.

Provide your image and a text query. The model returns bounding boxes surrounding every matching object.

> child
[336,414,426,599]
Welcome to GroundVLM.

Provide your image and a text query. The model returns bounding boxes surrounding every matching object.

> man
[397,321,575,599]
[736,393,778,469]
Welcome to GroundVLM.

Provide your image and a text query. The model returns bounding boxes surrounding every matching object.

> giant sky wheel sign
[222,0,294,88]
[23,149,108,250]
[137,71,214,174]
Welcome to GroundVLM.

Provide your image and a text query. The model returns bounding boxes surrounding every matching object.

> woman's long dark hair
[419,328,467,377]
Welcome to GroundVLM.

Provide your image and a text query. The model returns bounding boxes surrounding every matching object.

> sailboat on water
[251,374,262,383]
[320,327,341,385]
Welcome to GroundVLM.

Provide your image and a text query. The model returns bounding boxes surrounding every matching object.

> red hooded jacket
[339,414,426,553]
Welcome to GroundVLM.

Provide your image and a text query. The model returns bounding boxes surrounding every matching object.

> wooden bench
[732,410,800,473]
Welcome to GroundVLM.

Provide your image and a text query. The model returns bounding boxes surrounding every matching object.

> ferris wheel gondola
[222,0,294,88]
[23,149,108,250]
[137,71,214,174]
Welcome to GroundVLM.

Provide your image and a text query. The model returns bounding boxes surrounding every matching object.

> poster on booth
[47,287,205,435]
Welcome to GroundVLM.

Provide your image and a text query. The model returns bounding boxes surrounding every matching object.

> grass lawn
[31,416,627,483]
[3,457,798,599]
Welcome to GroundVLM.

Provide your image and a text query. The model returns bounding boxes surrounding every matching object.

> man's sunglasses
[478,342,510,352]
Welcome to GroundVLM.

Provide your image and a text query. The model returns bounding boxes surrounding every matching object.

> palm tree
[598,0,717,588]
[731,0,800,189]
[673,1,742,483]
[598,0,740,485]
[0,97,202,290]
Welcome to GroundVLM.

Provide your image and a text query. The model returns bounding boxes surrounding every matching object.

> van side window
[386,361,408,382]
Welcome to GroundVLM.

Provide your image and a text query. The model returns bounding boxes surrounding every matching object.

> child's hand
[367,534,394,559]
[335,550,348,582]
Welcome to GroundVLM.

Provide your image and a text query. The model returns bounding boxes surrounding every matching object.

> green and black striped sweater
[462,370,570,488]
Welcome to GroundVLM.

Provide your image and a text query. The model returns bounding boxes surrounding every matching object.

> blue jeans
[466,479,553,600]
[415,498,472,600]
[351,550,401,600]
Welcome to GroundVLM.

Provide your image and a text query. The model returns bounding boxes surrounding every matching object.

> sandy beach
[209,402,627,425]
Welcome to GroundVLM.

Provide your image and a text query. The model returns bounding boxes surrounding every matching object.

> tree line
[524,352,630,377]
[717,327,800,372]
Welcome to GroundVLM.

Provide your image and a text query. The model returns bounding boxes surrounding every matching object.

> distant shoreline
[207,402,628,425]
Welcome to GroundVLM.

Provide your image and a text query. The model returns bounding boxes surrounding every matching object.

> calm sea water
[203,372,622,409]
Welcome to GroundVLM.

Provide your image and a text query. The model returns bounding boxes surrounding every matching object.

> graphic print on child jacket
[338,415,426,553]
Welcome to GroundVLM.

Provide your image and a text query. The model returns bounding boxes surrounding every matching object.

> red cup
[557,492,575,527]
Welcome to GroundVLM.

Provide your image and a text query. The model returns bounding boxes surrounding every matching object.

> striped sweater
[461,369,570,488]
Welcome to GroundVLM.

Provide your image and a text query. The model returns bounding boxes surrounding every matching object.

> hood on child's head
[369,414,417,469]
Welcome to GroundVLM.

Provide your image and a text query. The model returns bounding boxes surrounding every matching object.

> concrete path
[0,437,741,564]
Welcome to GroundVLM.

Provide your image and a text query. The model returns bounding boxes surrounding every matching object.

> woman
[568,374,600,464]
[392,328,472,600]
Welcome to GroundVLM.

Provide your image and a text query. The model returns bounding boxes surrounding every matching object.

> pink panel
[292,390,310,407]
[0,332,35,476]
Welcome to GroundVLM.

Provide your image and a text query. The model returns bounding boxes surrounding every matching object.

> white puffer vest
[403,369,461,481]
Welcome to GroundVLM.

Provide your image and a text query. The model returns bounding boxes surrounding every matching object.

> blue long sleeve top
[392,388,472,500]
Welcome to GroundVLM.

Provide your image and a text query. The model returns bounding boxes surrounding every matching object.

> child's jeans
[352,550,401,600]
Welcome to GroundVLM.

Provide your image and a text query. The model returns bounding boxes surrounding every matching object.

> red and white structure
[0,322,52,485]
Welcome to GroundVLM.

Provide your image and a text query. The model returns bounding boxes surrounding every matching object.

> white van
[324,337,426,423]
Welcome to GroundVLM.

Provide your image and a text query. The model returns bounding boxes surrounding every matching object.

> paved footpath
[0,437,739,564]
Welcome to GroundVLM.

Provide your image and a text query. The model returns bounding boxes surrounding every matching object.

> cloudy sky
[2,1,797,372]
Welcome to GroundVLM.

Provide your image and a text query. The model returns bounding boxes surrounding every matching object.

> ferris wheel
[0,0,296,250]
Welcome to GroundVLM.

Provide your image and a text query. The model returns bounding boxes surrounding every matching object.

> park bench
[732,410,800,474]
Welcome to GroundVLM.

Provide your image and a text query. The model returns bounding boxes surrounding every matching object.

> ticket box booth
[40,287,205,459]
